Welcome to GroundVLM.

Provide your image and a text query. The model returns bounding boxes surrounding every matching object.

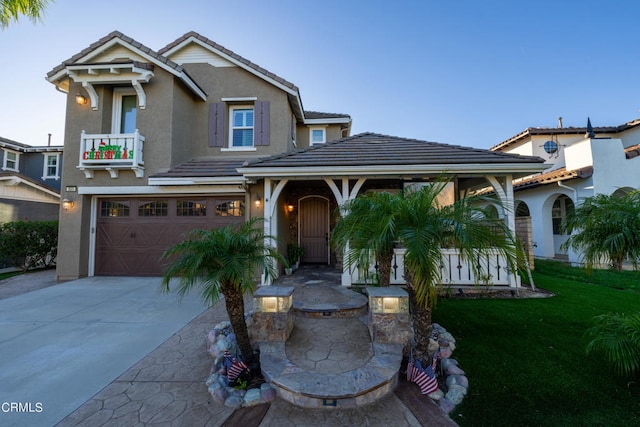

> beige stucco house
[47,31,546,286]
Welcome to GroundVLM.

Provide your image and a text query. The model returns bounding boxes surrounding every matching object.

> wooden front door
[299,196,329,264]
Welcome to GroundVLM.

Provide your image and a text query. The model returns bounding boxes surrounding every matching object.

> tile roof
[150,159,245,178]
[624,143,640,159]
[244,132,545,169]
[47,31,184,80]
[159,31,299,92]
[304,111,351,120]
[491,118,640,152]
[512,166,593,191]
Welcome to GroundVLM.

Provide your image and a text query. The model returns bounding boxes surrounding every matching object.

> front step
[292,284,368,318]
[260,340,403,408]
[259,316,404,409]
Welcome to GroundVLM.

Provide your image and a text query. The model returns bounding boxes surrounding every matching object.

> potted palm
[287,243,304,271]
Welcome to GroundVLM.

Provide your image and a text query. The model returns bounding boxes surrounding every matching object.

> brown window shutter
[254,101,270,146]
[208,102,225,147]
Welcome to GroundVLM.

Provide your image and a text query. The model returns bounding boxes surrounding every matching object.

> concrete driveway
[0,274,207,427]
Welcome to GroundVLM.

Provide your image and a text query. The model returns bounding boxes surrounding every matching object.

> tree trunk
[405,278,432,358]
[221,282,254,364]
[377,249,394,287]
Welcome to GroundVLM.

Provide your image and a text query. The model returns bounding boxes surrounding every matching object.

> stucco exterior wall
[181,64,294,159]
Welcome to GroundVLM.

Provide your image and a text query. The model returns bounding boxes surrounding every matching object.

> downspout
[557,181,577,200]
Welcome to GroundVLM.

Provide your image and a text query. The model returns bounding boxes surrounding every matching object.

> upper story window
[210,100,269,149]
[2,150,19,171]
[310,127,326,145]
[230,106,254,148]
[42,153,60,180]
[112,88,137,134]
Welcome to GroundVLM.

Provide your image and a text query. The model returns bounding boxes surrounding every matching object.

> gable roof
[491,118,640,152]
[159,31,307,121]
[239,132,546,178]
[46,31,206,100]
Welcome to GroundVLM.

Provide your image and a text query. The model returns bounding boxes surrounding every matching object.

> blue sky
[2,0,639,149]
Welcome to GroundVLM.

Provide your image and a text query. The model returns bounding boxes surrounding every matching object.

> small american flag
[411,357,439,395]
[228,358,249,382]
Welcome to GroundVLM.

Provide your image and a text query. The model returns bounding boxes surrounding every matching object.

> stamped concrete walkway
[0,267,457,426]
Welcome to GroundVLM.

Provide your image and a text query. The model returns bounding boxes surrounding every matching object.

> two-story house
[47,31,546,285]
[491,118,640,265]
[0,136,63,222]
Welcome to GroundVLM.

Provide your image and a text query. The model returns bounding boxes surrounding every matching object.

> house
[0,136,63,222]
[490,118,640,265]
[46,31,547,285]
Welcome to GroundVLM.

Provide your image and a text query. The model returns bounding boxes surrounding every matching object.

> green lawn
[433,259,640,427]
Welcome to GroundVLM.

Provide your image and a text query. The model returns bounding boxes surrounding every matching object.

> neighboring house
[0,136,63,222]
[490,118,640,265]
[47,31,546,286]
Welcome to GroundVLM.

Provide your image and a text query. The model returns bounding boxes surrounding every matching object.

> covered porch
[239,133,547,288]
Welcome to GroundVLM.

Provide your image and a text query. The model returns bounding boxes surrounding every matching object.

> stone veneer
[260,340,404,408]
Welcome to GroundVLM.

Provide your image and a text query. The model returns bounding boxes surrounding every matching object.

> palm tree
[333,181,518,356]
[398,183,517,355]
[161,218,282,364]
[586,312,640,378]
[561,191,640,271]
[1,0,51,28]
[332,191,401,286]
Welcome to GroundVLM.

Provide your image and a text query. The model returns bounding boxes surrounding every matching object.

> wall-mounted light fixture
[62,198,74,210]
[75,94,87,105]
[254,194,262,208]
[286,203,295,213]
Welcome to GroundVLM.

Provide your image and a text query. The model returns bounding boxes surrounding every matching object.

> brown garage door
[95,197,245,276]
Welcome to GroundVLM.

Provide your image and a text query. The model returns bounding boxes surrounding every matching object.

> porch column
[486,174,519,288]
[325,177,366,286]
[261,178,288,286]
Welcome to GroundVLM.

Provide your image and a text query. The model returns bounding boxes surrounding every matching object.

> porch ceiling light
[62,198,74,210]
[253,287,294,313]
[368,287,409,314]
[75,94,87,105]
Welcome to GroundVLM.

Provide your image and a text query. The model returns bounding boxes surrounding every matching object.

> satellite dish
[543,140,558,155]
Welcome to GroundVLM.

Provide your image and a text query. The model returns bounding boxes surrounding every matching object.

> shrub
[0,220,58,271]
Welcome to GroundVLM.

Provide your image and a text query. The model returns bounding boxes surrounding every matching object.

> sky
[2,0,640,149]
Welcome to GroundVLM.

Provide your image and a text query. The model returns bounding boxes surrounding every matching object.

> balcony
[78,130,145,178]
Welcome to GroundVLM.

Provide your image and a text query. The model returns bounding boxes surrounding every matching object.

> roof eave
[238,163,549,179]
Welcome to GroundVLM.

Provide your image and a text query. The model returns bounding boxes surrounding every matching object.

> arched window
[552,195,574,235]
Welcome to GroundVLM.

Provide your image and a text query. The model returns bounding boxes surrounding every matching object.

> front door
[299,196,329,264]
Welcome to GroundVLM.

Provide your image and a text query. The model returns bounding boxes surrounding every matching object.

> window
[230,106,254,147]
[552,195,574,235]
[177,200,207,216]
[2,150,19,171]
[112,88,137,134]
[100,201,130,217]
[42,153,60,179]
[309,127,326,145]
[216,201,245,217]
[138,200,168,216]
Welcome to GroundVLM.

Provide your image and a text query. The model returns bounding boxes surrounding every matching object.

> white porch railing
[350,247,518,287]
[78,130,145,178]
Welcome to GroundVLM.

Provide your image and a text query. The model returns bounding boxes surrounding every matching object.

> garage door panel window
[101,201,130,217]
[138,200,168,216]
[177,200,207,216]
[216,201,245,217]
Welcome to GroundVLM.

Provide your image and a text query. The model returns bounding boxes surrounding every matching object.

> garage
[95,196,245,276]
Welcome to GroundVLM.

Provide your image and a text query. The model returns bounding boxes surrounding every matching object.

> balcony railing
[350,247,518,287]
[78,130,145,178]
